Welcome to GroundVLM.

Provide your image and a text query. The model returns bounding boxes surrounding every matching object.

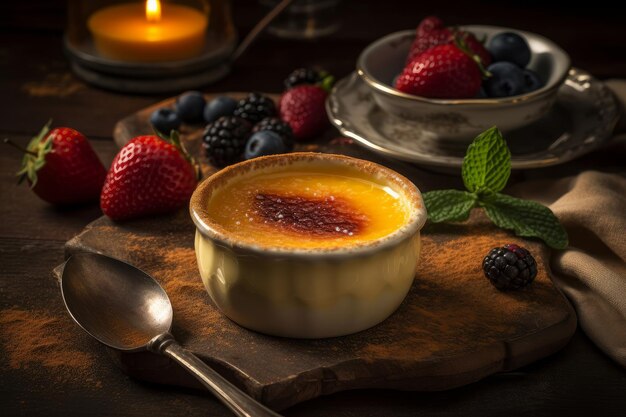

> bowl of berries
[356,17,571,141]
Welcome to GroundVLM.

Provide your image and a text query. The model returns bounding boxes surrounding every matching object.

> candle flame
[146,0,161,23]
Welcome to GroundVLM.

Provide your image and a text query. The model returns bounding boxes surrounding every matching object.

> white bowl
[357,26,571,142]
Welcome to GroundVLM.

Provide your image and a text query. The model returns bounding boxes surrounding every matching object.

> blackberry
[233,92,276,124]
[202,116,251,168]
[252,117,294,150]
[482,243,538,291]
[284,68,323,90]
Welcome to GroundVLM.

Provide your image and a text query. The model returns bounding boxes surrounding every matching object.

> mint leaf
[423,190,477,223]
[462,126,511,195]
[481,193,569,249]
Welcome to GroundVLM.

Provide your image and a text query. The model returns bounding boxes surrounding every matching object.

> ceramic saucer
[327,68,619,170]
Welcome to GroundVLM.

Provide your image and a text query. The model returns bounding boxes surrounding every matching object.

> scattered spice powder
[0,308,96,380]
[22,211,571,397]
[22,72,83,97]
[358,214,566,360]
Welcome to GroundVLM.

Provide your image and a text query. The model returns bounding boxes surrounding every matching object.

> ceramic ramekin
[190,153,427,339]
[357,26,571,142]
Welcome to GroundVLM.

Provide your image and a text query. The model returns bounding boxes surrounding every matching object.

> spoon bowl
[61,252,172,351]
[60,252,280,417]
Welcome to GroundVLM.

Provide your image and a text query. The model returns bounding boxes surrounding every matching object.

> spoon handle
[158,338,282,417]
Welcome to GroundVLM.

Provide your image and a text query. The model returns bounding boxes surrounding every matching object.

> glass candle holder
[65,0,236,93]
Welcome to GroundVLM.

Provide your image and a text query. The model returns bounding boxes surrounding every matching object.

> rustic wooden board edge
[252,311,577,409]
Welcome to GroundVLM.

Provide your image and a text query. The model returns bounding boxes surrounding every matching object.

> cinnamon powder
[359,214,565,360]
[119,232,235,342]
[0,308,96,379]
[159,246,229,338]
[3,211,570,390]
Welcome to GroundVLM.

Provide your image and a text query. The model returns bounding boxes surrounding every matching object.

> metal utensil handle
[152,334,281,417]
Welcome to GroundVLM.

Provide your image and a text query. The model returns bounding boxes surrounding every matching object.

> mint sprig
[481,193,569,249]
[422,127,568,249]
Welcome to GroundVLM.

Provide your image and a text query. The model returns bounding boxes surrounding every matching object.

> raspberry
[202,116,251,168]
[482,243,538,291]
[252,117,294,150]
[232,92,276,124]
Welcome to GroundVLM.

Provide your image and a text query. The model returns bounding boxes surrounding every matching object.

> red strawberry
[9,122,106,205]
[100,133,199,221]
[279,85,329,141]
[407,16,491,67]
[395,44,482,99]
[417,15,446,34]
[407,16,452,63]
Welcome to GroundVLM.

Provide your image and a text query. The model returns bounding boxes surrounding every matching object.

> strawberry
[8,122,106,205]
[395,44,482,99]
[100,133,199,221]
[279,85,329,141]
[417,15,446,34]
[407,16,452,64]
[406,16,491,67]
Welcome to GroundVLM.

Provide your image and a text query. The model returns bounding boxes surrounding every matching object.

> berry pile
[482,243,538,291]
[201,92,294,167]
[394,16,544,99]
[149,68,333,169]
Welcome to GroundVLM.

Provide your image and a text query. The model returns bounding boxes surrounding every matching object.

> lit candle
[88,0,209,62]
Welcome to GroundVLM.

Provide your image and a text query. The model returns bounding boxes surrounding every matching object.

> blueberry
[244,131,288,160]
[203,96,237,124]
[149,108,181,134]
[487,32,531,67]
[484,62,526,97]
[175,91,206,124]
[522,69,543,93]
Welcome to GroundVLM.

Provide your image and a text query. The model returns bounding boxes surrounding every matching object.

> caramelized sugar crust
[254,193,366,237]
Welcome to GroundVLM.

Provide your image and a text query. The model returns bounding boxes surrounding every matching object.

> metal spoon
[60,252,281,417]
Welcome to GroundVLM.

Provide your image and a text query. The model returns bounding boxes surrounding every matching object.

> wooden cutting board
[54,93,576,411]
[57,212,576,410]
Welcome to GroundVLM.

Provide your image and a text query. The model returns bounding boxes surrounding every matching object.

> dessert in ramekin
[190,152,427,338]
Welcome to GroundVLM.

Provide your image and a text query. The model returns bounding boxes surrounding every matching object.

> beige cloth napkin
[510,79,626,367]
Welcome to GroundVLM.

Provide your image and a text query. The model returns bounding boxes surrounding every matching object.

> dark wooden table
[1,1,625,416]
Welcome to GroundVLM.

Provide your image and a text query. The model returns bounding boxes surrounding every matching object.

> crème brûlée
[206,166,411,249]
[191,153,427,338]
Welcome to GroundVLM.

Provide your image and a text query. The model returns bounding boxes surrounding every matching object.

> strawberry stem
[3,138,38,156]
[453,32,492,79]
[155,129,202,181]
